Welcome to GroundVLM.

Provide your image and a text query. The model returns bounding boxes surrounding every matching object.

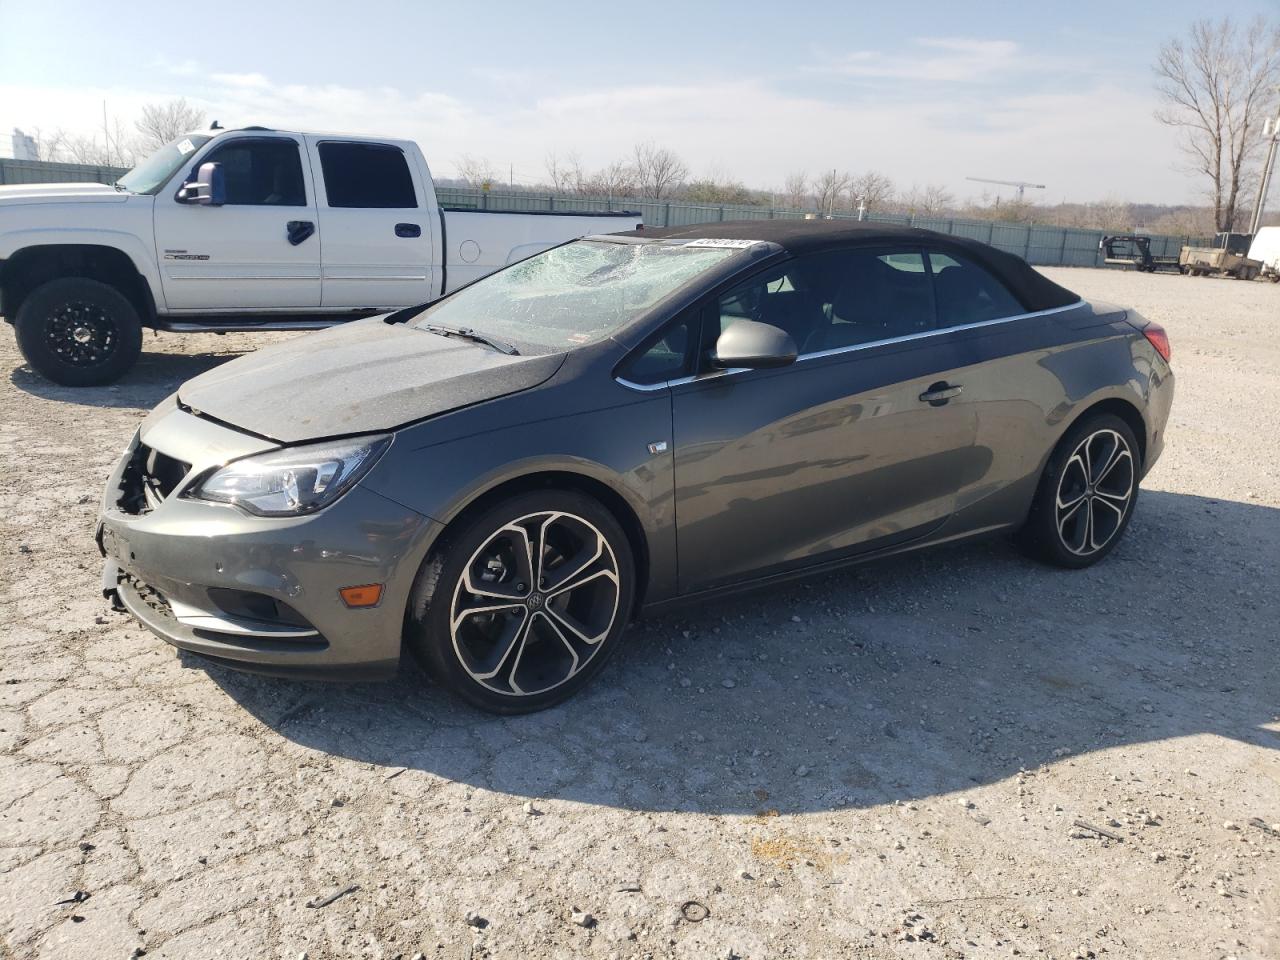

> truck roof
[193,126,415,144]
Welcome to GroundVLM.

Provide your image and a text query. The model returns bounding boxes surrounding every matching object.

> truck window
[318,142,418,208]
[201,139,306,206]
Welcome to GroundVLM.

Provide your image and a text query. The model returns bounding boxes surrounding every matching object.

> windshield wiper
[419,323,519,355]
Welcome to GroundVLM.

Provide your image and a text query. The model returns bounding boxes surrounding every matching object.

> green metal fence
[0,159,1204,268]
[0,158,128,185]
[437,188,1203,267]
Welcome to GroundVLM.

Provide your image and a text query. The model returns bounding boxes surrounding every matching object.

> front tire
[1017,414,1141,569]
[406,490,635,714]
[14,278,143,386]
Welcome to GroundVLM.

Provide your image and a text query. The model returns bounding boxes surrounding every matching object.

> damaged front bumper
[97,399,441,680]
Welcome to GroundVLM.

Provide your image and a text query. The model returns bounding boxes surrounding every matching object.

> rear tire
[14,278,142,386]
[1017,414,1141,569]
[405,489,636,714]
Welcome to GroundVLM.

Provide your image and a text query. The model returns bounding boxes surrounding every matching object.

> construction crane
[966,176,1046,202]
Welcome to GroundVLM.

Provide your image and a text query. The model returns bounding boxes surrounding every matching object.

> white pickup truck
[0,127,640,385]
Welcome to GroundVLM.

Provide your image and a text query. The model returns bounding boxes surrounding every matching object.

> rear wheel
[1017,414,1140,569]
[406,490,635,713]
[14,278,142,386]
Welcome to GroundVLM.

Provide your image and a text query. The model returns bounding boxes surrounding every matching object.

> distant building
[11,128,38,161]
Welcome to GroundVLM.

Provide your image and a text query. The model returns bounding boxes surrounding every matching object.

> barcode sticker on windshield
[684,238,762,249]
[177,138,196,156]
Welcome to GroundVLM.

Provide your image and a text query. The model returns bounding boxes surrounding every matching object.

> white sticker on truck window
[684,238,763,249]
[177,138,196,156]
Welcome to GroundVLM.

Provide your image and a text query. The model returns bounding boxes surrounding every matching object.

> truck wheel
[14,278,143,386]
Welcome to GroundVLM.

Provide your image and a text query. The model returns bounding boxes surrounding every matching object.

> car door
[669,246,983,594]
[307,138,435,309]
[152,134,321,310]
[920,248,1095,520]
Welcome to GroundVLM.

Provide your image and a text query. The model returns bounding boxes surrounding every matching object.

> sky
[2,0,1278,205]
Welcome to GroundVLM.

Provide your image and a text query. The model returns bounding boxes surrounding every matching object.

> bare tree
[1146,205,1219,235]
[681,175,758,205]
[813,169,852,215]
[135,98,206,152]
[1089,197,1136,232]
[58,131,127,166]
[632,142,688,200]
[544,151,578,193]
[900,183,954,216]
[577,159,637,199]
[27,127,67,161]
[1155,17,1280,231]
[849,171,895,213]
[782,171,809,209]
[455,154,498,188]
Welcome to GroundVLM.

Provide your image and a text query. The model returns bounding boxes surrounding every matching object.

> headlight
[189,435,391,516]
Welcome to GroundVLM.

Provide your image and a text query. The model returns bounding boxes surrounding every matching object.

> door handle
[395,222,422,238]
[919,382,963,406]
[286,221,315,246]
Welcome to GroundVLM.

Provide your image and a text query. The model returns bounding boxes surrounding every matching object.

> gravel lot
[1,268,1277,960]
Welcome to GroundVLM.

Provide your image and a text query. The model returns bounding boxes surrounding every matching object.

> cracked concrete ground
[1,268,1277,960]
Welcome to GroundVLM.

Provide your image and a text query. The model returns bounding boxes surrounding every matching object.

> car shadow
[9,347,253,410]
[205,489,1278,814]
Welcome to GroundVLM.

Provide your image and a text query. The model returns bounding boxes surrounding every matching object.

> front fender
[0,228,164,313]
[361,394,679,603]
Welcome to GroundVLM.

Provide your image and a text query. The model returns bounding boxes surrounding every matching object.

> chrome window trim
[613,300,1084,393]
[614,376,670,393]
[797,300,1083,363]
[615,367,747,392]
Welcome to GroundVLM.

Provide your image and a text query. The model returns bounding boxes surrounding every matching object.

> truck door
[152,134,321,310]
[307,138,435,309]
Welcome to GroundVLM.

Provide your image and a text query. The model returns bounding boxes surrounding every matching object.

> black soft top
[624,219,1081,313]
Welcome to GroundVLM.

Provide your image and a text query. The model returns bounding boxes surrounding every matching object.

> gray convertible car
[97,220,1174,712]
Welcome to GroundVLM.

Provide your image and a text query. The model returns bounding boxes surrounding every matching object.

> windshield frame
[116,134,214,195]
[405,236,779,355]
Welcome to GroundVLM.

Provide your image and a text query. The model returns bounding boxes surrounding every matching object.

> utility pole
[102,101,111,168]
[1247,89,1280,236]
[827,168,836,218]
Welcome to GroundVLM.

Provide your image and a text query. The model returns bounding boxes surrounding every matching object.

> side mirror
[712,319,798,370]
[177,162,224,205]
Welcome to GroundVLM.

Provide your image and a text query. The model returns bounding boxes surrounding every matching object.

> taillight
[1142,322,1171,363]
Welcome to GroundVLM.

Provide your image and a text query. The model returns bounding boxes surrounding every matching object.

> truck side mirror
[177,162,225,206]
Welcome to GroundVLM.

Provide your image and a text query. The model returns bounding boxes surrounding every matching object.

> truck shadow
[208,489,1279,814]
[9,347,258,410]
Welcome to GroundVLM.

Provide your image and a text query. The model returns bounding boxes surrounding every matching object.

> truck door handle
[395,222,422,238]
[286,221,315,246]
[919,382,963,406]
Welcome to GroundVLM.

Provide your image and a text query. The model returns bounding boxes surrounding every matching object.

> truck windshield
[116,135,213,194]
[410,240,736,350]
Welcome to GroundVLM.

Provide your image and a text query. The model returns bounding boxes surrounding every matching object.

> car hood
[177,318,565,444]
[0,182,130,205]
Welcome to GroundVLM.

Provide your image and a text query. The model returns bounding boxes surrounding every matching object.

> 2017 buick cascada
[97,220,1174,713]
